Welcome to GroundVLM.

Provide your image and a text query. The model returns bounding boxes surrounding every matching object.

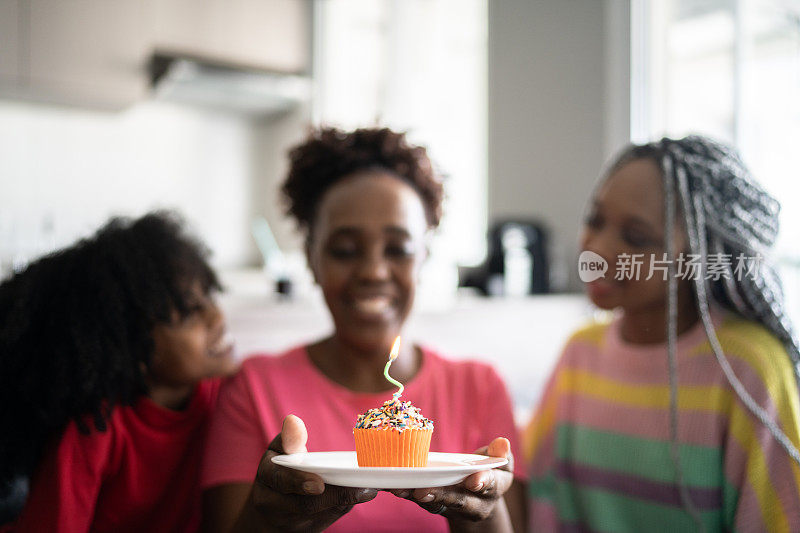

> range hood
[149,52,311,116]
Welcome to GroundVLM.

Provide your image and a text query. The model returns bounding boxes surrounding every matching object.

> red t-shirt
[11,379,219,533]
[201,346,525,533]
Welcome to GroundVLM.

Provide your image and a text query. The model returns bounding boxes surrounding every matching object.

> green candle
[384,336,404,398]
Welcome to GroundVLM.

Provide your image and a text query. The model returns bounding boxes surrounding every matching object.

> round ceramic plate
[271,451,508,489]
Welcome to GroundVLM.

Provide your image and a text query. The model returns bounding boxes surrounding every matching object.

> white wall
[2,0,634,287]
[0,99,262,271]
[312,0,489,267]
[488,0,631,291]
[251,105,312,255]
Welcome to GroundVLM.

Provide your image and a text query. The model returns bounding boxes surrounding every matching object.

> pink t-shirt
[201,345,525,533]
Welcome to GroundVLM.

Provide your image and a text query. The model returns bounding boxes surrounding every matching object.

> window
[634,0,800,322]
[313,0,488,267]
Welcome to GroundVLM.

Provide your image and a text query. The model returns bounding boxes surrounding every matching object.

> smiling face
[580,157,689,314]
[148,282,239,388]
[307,170,429,354]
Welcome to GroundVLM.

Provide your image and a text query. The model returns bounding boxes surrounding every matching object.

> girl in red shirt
[0,211,239,532]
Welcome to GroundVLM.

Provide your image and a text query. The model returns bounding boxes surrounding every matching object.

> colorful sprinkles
[354,396,433,432]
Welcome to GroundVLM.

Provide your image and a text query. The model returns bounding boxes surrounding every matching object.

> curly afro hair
[281,127,444,236]
[0,211,220,494]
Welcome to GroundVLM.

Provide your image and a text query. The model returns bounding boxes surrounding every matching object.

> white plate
[271,451,508,489]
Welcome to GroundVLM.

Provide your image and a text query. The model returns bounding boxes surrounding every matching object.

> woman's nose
[357,251,390,280]
[206,300,225,331]
[581,229,614,265]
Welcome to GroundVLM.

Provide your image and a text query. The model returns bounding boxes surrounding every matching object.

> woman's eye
[584,213,602,229]
[623,230,654,248]
[328,246,359,259]
[188,302,206,316]
[175,304,203,325]
[187,293,215,316]
[386,244,415,258]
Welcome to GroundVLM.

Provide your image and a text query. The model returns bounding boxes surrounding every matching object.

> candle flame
[389,336,401,361]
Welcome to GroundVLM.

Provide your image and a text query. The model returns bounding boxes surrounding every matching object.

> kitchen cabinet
[25,0,149,108]
[0,0,20,90]
[0,0,310,109]
[153,0,309,74]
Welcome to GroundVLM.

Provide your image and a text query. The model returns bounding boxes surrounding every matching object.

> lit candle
[383,336,404,398]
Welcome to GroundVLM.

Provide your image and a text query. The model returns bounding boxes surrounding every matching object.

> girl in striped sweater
[525,136,800,531]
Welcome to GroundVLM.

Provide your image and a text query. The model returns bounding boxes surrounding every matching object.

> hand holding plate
[246,415,377,532]
[390,437,514,529]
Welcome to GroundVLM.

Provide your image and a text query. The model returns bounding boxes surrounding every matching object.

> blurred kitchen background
[1,0,799,422]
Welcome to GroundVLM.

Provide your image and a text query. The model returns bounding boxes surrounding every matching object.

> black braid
[603,135,800,526]
[659,136,800,387]
[608,135,800,386]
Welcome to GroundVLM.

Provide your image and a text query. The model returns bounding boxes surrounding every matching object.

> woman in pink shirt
[202,127,526,532]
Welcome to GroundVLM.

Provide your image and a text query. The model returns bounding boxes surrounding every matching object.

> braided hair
[0,211,220,496]
[606,135,800,527]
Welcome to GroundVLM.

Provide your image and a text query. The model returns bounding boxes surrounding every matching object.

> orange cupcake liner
[353,427,433,467]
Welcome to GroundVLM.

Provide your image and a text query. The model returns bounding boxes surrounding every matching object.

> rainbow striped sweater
[524,312,800,531]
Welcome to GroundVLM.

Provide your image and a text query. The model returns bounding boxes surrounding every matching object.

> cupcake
[353,396,433,467]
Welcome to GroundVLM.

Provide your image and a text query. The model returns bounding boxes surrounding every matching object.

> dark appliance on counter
[459,219,549,296]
